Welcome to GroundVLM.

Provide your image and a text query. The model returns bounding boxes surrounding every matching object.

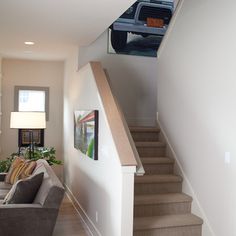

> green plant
[0,156,15,172]
[0,147,62,173]
[22,147,62,166]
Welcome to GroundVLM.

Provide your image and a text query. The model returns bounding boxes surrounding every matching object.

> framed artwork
[74,110,99,160]
[108,0,174,57]
[18,129,44,147]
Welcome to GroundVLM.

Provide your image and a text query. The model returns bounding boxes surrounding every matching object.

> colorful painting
[74,110,98,160]
[108,0,175,57]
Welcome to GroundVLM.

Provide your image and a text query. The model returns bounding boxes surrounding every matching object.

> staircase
[130,126,203,236]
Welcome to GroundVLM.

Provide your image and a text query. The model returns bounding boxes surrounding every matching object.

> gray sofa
[0,159,64,236]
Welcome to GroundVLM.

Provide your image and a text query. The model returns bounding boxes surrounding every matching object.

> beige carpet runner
[130,126,203,236]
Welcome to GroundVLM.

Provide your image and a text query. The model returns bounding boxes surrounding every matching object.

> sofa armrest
[0,204,58,236]
[0,173,7,182]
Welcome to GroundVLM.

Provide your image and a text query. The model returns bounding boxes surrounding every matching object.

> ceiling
[0,0,135,60]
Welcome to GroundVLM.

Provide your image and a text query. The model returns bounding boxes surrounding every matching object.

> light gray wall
[157,0,236,235]
[78,30,158,126]
[1,58,64,178]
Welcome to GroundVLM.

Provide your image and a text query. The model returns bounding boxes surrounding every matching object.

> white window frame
[14,86,49,121]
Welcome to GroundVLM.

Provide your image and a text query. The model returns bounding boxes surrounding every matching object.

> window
[14,86,49,120]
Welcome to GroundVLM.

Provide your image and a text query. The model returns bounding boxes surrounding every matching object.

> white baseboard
[64,184,101,236]
[157,119,215,236]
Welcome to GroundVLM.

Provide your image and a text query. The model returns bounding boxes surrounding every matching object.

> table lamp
[10,112,46,158]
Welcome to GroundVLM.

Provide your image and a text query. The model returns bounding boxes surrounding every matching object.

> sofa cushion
[5,157,25,184]
[19,161,37,179]
[5,157,36,184]
[32,161,49,178]
[33,160,64,208]
[3,172,44,204]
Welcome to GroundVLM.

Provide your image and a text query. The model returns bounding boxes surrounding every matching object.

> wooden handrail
[90,61,139,167]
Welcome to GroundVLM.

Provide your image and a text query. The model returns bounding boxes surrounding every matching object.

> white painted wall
[157,1,236,235]
[78,30,158,126]
[1,58,64,178]
[63,54,135,236]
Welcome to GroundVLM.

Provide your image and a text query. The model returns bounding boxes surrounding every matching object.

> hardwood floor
[53,195,91,236]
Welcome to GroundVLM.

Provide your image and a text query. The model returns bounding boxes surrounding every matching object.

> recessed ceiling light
[24,41,35,45]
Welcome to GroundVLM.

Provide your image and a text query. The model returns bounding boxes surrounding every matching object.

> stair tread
[141,157,174,164]
[135,174,182,183]
[134,214,203,230]
[135,141,165,147]
[141,156,170,159]
[130,126,160,133]
[134,193,192,205]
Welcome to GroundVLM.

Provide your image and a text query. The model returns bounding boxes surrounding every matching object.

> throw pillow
[32,161,49,178]
[19,160,37,179]
[4,157,25,184]
[3,172,44,204]
[5,157,36,184]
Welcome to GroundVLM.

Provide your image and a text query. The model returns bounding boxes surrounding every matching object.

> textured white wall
[157,0,236,235]
[1,58,64,178]
[78,30,158,126]
[63,55,135,236]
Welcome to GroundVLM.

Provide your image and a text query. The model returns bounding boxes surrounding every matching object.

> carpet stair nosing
[134,193,192,206]
[133,214,203,231]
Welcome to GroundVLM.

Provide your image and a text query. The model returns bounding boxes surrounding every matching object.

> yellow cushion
[5,157,36,184]
[19,161,37,179]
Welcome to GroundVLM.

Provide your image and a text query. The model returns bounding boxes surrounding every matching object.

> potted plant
[0,147,62,173]
[0,157,14,173]
[21,147,62,165]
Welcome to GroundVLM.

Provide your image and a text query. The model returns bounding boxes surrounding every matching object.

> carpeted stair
[130,126,203,236]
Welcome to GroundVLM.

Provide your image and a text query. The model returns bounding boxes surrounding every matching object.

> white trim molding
[64,184,101,236]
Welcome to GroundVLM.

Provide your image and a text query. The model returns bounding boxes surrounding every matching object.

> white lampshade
[10,112,46,129]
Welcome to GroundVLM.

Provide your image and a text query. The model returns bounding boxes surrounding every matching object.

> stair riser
[137,147,166,157]
[134,225,202,236]
[131,132,160,142]
[135,182,182,195]
[143,164,174,175]
[134,202,191,217]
